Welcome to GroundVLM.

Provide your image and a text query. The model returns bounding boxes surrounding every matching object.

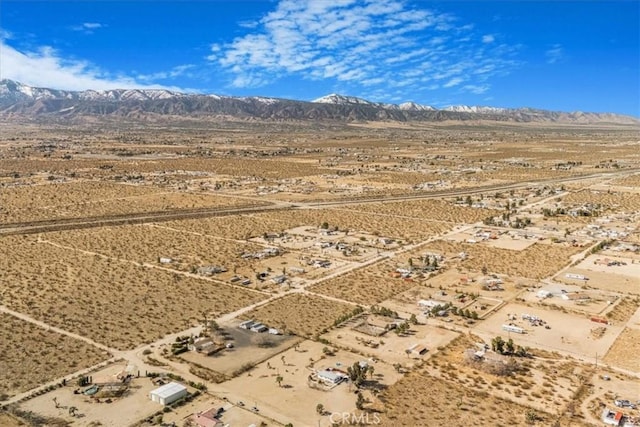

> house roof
[150,382,187,399]
[317,370,344,383]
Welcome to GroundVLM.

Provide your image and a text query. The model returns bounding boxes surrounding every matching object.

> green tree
[276,375,283,387]
[492,336,505,354]
[506,338,515,354]
[409,314,418,325]
[316,403,325,415]
[356,392,365,410]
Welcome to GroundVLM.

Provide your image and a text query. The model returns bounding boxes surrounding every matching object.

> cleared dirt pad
[0,313,107,398]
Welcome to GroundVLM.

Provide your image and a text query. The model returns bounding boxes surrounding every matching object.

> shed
[150,382,187,406]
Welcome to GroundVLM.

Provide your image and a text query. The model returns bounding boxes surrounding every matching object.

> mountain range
[0,79,637,125]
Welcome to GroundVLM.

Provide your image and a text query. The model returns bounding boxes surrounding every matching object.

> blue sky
[0,1,638,115]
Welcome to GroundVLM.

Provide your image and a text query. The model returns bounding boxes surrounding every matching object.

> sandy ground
[0,313,108,399]
[0,236,266,350]
[473,303,623,360]
[0,181,257,223]
[425,240,582,279]
[557,267,640,295]
[218,339,402,427]
[322,321,459,365]
[242,294,357,338]
[179,323,301,376]
[603,327,640,372]
[18,364,163,427]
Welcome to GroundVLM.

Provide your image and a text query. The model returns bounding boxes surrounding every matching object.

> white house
[150,382,188,406]
[317,370,346,385]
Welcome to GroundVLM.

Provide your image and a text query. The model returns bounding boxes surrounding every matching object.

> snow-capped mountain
[443,105,507,114]
[0,80,637,125]
[313,94,379,106]
[312,94,437,111]
[398,102,436,111]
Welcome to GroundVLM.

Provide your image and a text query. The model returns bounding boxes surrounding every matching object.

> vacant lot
[562,189,640,214]
[0,181,258,223]
[377,370,550,427]
[310,262,418,306]
[424,240,581,279]
[242,294,357,338]
[603,327,640,372]
[167,208,450,242]
[344,199,502,224]
[45,224,264,273]
[0,313,107,399]
[0,236,266,350]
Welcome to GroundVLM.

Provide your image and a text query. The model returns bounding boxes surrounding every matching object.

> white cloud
[546,44,563,64]
[70,22,106,33]
[0,40,180,91]
[443,77,464,88]
[462,84,489,94]
[211,0,520,99]
[482,34,495,44]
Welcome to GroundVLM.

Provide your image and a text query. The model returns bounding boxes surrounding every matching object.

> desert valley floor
[0,118,639,427]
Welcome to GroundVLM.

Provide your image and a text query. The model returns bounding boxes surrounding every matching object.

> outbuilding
[150,382,188,406]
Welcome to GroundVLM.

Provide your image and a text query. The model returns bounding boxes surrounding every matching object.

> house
[198,266,227,275]
[317,370,347,385]
[150,382,188,406]
[536,290,552,299]
[263,247,280,256]
[239,320,255,329]
[250,323,268,333]
[561,292,590,302]
[502,324,524,334]
[406,343,428,357]
[417,299,446,309]
[189,337,218,355]
[271,275,287,285]
[192,407,224,427]
[601,408,624,426]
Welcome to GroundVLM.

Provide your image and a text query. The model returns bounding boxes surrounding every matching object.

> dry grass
[424,240,581,279]
[562,189,640,214]
[309,261,418,305]
[0,236,266,350]
[344,199,502,224]
[0,412,28,427]
[45,224,264,272]
[242,294,356,337]
[609,173,640,187]
[377,371,549,427]
[606,297,640,325]
[0,313,107,399]
[603,327,640,372]
[167,208,450,241]
[0,181,259,223]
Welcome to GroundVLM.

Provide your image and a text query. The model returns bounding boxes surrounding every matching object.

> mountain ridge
[1,79,637,125]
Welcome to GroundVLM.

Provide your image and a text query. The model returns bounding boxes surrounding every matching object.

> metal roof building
[150,381,188,406]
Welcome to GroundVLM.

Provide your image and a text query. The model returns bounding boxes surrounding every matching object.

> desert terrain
[1,118,639,426]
